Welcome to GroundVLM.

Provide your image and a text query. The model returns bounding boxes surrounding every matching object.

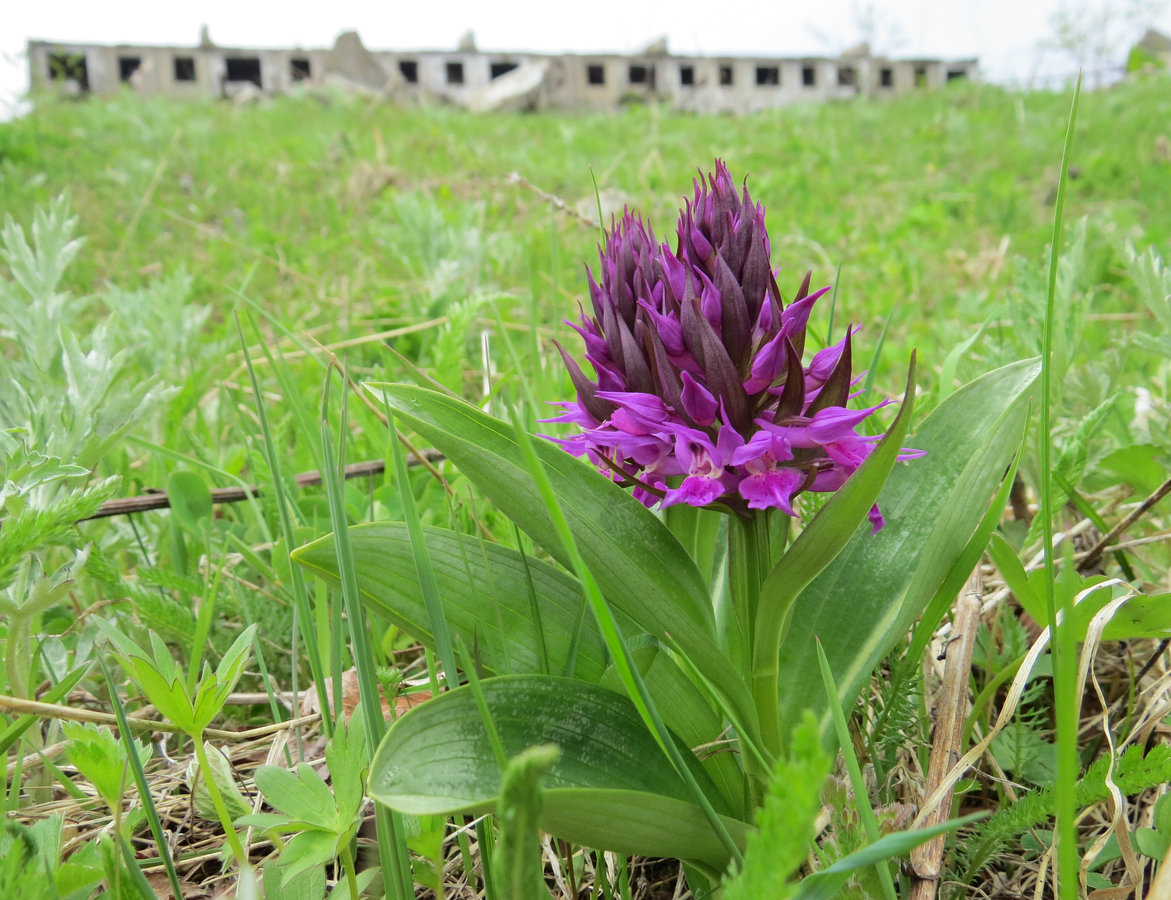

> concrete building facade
[28,33,978,114]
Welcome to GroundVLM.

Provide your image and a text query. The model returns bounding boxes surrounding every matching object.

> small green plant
[239,710,368,896]
[99,621,257,866]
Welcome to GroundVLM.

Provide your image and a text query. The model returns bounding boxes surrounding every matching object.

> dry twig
[910,566,984,900]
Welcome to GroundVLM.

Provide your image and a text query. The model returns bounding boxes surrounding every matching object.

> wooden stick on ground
[909,566,984,900]
[73,452,444,523]
[1077,473,1171,573]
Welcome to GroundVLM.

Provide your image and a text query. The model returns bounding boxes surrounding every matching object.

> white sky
[3,1,1170,117]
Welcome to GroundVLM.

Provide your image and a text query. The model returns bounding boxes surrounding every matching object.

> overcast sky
[3,0,1170,117]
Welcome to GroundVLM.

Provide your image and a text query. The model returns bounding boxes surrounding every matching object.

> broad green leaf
[263,862,326,900]
[989,537,1171,641]
[753,358,916,753]
[278,831,344,886]
[368,384,756,731]
[368,675,749,869]
[370,384,712,632]
[600,642,747,819]
[1100,444,1168,497]
[777,359,1040,744]
[293,523,615,682]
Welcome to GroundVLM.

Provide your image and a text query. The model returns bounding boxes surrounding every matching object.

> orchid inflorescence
[547,160,921,531]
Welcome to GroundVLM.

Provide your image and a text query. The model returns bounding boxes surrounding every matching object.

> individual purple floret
[546,160,921,530]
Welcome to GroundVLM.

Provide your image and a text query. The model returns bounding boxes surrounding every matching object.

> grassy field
[2,74,1171,898]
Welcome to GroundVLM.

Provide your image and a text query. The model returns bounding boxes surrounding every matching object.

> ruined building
[28,30,978,114]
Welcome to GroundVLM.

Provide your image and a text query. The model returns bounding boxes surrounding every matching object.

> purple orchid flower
[545,160,921,528]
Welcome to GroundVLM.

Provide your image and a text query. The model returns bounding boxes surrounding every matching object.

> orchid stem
[727,513,771,681]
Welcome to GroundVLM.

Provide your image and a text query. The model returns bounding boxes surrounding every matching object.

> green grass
[3,75,1171,898]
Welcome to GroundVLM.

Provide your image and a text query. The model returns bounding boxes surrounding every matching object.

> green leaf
[293,523,614,682]
[368,674,749,869]
[279,831,344,886]
[987,533,1040,613]
[325,712,368,822]
[936,321,987,405]
[777,358,1039,743]
[166,470,213,533]
[370,384,712,631]
[1100,444,1168,497]
[62,723,150,813]
[792,814,986,900]
[367,384,755,730]
[1134,826,1169,860]
[1099,591,1171,640]
[753,357,916,753]
[215,624,257,690]
[249,764,339,831]
[263,862,326,900]
[600,641,747,818]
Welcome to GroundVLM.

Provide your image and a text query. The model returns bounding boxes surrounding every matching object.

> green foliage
[98,620,256,736]
[61,723,151,813]
[776,358,1038,745]
[955,743,1171,881]
[4,79,1171,897]
[239,712,368,888]
[185,742,251,822]
[366,675,749,870]
[723,713,831,900]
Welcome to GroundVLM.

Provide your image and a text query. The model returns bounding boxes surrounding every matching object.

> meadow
[1,73,1171,898]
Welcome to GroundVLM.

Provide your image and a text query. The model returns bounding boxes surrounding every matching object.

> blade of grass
[383,405,461,691]
[1040,73,1083,897]
[98,657,185,900]
[236,312,332,737]
[816,639,898,900]
[185,543,227,695]
[319,364,414,900]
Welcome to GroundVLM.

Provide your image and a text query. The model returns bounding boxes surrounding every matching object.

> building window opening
[755,65,779,86]
[446,61,465,84]
[225,57,262,87]
[802,65,816,86]
[291,58,311,81]
[679,65,695,86]
[837,66,856,88]
[174,56,196,82]
[118,56,142,83]
[399,60,418,83]
[47,53,89,91]
[629,64,649,85]
[880,67,893,87]
[491,61,518,79]
[914,65,928,87]
[587,63,605,85]
[719,64,734,86]
[946,68,967,82]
